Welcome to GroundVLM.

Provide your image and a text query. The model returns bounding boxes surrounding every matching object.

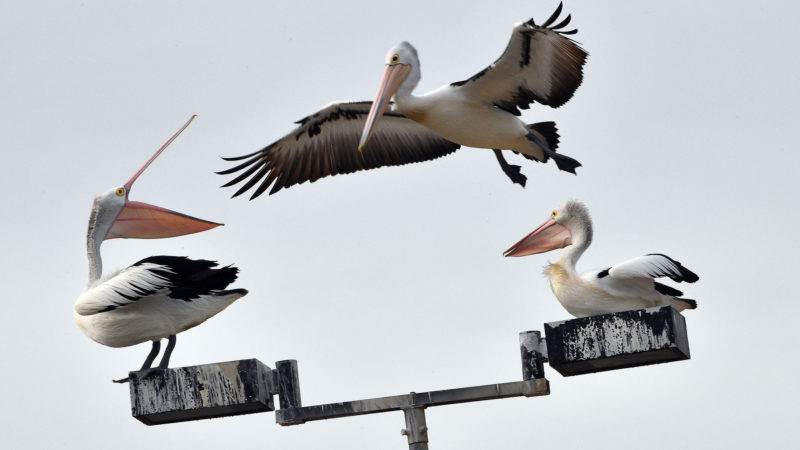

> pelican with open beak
[74,116,248,382]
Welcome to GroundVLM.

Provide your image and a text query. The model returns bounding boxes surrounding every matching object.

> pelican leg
[525,132,581,174]
[493,150,527,187]
[112,339,161,384]
[157,334,177,369]
[140,340,162,370]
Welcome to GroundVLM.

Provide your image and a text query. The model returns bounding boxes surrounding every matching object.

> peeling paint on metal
[544,306,690,376]
[129,359,274,425]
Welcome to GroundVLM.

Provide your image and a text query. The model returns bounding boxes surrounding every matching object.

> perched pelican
[219,2,587,198]
[73,116,248,383]
[504,200,699,317]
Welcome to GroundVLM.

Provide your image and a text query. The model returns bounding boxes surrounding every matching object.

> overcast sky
[2,1,798,448]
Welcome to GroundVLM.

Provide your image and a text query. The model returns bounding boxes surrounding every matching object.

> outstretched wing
[450,2,587,116]
[601,254,699,283]
[217,101,460,199]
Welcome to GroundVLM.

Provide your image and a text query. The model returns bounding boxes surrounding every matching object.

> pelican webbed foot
[112,338,163,384]
[525,132,581,174]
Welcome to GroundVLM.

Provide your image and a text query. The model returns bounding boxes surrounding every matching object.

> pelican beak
[122,115,197,192]
[503,218,572,257]
[107,201,221,239]
[106,115,222,240]
[358,63,411,152]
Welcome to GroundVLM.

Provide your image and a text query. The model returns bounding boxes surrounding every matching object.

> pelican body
[368,64,548,152]
[504,201,698,317]
[74,116,247,382]
[220,2,587,198]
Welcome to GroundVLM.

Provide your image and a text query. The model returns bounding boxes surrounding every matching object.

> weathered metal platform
[129,359,275,425]
[544,306,691,376]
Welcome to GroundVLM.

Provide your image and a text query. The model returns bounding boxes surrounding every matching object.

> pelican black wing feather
[133,256,240,301]
[218,101,461,199]
[75,257,241,315]
[607,254,699,283]
[653,282,684,297]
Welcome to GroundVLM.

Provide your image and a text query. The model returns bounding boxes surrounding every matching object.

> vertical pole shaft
[401,406,429,450]
[519,330,546,380]
[276,360,302,409]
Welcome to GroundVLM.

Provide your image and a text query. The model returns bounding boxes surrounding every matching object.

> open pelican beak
[122,115,197,192]
[358,63,411,152]
[107,201,220,239]
[503,218,572,257]
[106,115,222,240]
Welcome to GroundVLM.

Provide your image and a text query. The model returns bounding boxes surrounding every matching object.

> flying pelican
[73,116,248,383]
[504,200,699,317]
[219,2,587,199]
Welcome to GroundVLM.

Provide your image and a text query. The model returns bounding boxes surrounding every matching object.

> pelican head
[504,200,592,257]
[384,41,419,67]
[358,41,420,152]
[87,115,221,249]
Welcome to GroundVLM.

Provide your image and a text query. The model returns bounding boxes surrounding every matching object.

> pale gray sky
[2,1,798,448]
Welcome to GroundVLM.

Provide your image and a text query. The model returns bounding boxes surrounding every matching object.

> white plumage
[75,263,173,316]
[74,259,246,349]
[220,2,587,198]
[505,200,699,317]
[73,116,247,382]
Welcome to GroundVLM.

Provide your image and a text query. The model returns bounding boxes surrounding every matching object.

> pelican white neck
[552,201,593,270]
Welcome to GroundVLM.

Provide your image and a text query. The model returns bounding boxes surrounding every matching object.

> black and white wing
[74,256,241,315]
[450,2,588,116]
[217,101,461,199]
[600,254,700,283]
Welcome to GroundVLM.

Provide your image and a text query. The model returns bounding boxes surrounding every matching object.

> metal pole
[519,330,546,379]
[401,405,429,450]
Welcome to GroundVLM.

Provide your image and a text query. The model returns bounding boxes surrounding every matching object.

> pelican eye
[390,54,399,63]
[552,210,557,218]
[115,187,126,197]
